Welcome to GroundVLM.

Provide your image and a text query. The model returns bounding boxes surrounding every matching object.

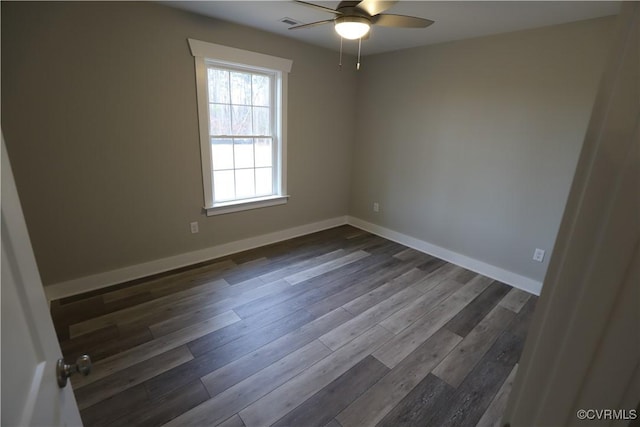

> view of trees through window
[207,66,274,202]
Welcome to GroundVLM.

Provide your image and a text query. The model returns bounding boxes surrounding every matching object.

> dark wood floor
[50,225,536,427]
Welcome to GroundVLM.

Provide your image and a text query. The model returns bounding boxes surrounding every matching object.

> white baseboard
[347,216,542,296]
[45,214,542,301]
[44,216,349,301]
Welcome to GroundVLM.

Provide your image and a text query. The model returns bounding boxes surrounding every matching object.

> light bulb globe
[334,16,370,40]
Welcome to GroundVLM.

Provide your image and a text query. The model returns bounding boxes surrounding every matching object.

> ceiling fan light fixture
[334,16,370,40]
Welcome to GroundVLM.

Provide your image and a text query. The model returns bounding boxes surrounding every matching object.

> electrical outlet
[373,202,380,213]
[533,248,545,262]
[190,221,199,234]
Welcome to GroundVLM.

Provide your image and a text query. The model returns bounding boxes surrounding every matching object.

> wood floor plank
[201,307,353,397]
[424,330,524,427]
[345,228,367,239]
[75,345,194,410]
[284,250,370,285]
[227,225,352,265]
[102,291,156,313]
[498,288,532,313]
[392,248,424,261]
[415,257,448,276]
[186,300,311,358]
[506,297,537,340]
[69,278,231,338]
[444,280,512,337]
[217,414,246,427]
[305,257,413,318]
[61,323,154,363]
[51,295,106,323]
[433,305,515,387]
[108,380,210,427]
[282,257,413,316]
[146,308,317,399]
[365,239,406,256]
[410,263,462,293]
[392,248,436,266]
[226,252,306,283]
[233,253,392,319]
[79,384,148,427]
[229,255,403,333]
[116,278,280,338]
[51,295,106,341]
[342,234,389,253]
[380,279,465,334]
[71,310,240,389]
[475,364,519,427]
[100,259,237,304]
[453,268,479,284]
[375,373,456,427]
[239,326,393,427]
[336,328,462,427]
[271,355,390,427]
[342,268,427,316]
[319,287,421,350]
[148,279,290,337]
[163,340,332,427]
[258,249,347,283]
[120,277,266,332]
[220,257,271,285]
[60,325,119,359]
[373,276,493,368]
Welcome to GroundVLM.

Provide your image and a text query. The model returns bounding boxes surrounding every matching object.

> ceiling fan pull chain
[357,37,362,70]
[339,36,343,71]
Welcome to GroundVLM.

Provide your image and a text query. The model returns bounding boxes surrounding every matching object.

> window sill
[204,195,289,216]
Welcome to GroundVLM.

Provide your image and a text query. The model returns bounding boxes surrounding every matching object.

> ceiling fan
[290,0,434,69]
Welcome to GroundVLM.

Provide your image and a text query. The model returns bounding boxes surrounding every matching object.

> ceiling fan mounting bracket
[335,5,369,19]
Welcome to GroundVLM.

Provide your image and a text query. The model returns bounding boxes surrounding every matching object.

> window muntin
[207,65,277,203]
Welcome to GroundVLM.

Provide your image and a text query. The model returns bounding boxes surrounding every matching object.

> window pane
[234,139,254,169]
[210,104,231,135]
[201,62,280,206]
[255,138,272,167]
[213,170,235,202]
[252,74,270,107]
[256,167,273,196]
[211,138,234,170]
[208,68,230,104]
[231,105,252,135]
[253,107,270,136]
[230,72,251,105]
[235,169,255,199]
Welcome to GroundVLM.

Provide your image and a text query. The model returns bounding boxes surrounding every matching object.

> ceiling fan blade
[355,0,397,16]
[288,19,335,30]
[293,1,342,15]
[373,14,434,28]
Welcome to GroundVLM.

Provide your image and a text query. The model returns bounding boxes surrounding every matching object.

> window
[188,39,293,216]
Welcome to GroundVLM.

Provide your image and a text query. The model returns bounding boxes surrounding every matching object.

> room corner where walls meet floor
[45,216,542,302]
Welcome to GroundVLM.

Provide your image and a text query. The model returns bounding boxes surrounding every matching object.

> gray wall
[1,2,614,289]
[1,1,357,285]
[349,17,614,282]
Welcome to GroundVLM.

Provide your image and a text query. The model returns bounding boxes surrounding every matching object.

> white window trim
[188,38,293,216]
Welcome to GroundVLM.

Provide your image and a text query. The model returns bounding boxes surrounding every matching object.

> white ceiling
[163,1,620,55]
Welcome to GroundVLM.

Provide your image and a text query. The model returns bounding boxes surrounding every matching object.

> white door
[1,135,83,426]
